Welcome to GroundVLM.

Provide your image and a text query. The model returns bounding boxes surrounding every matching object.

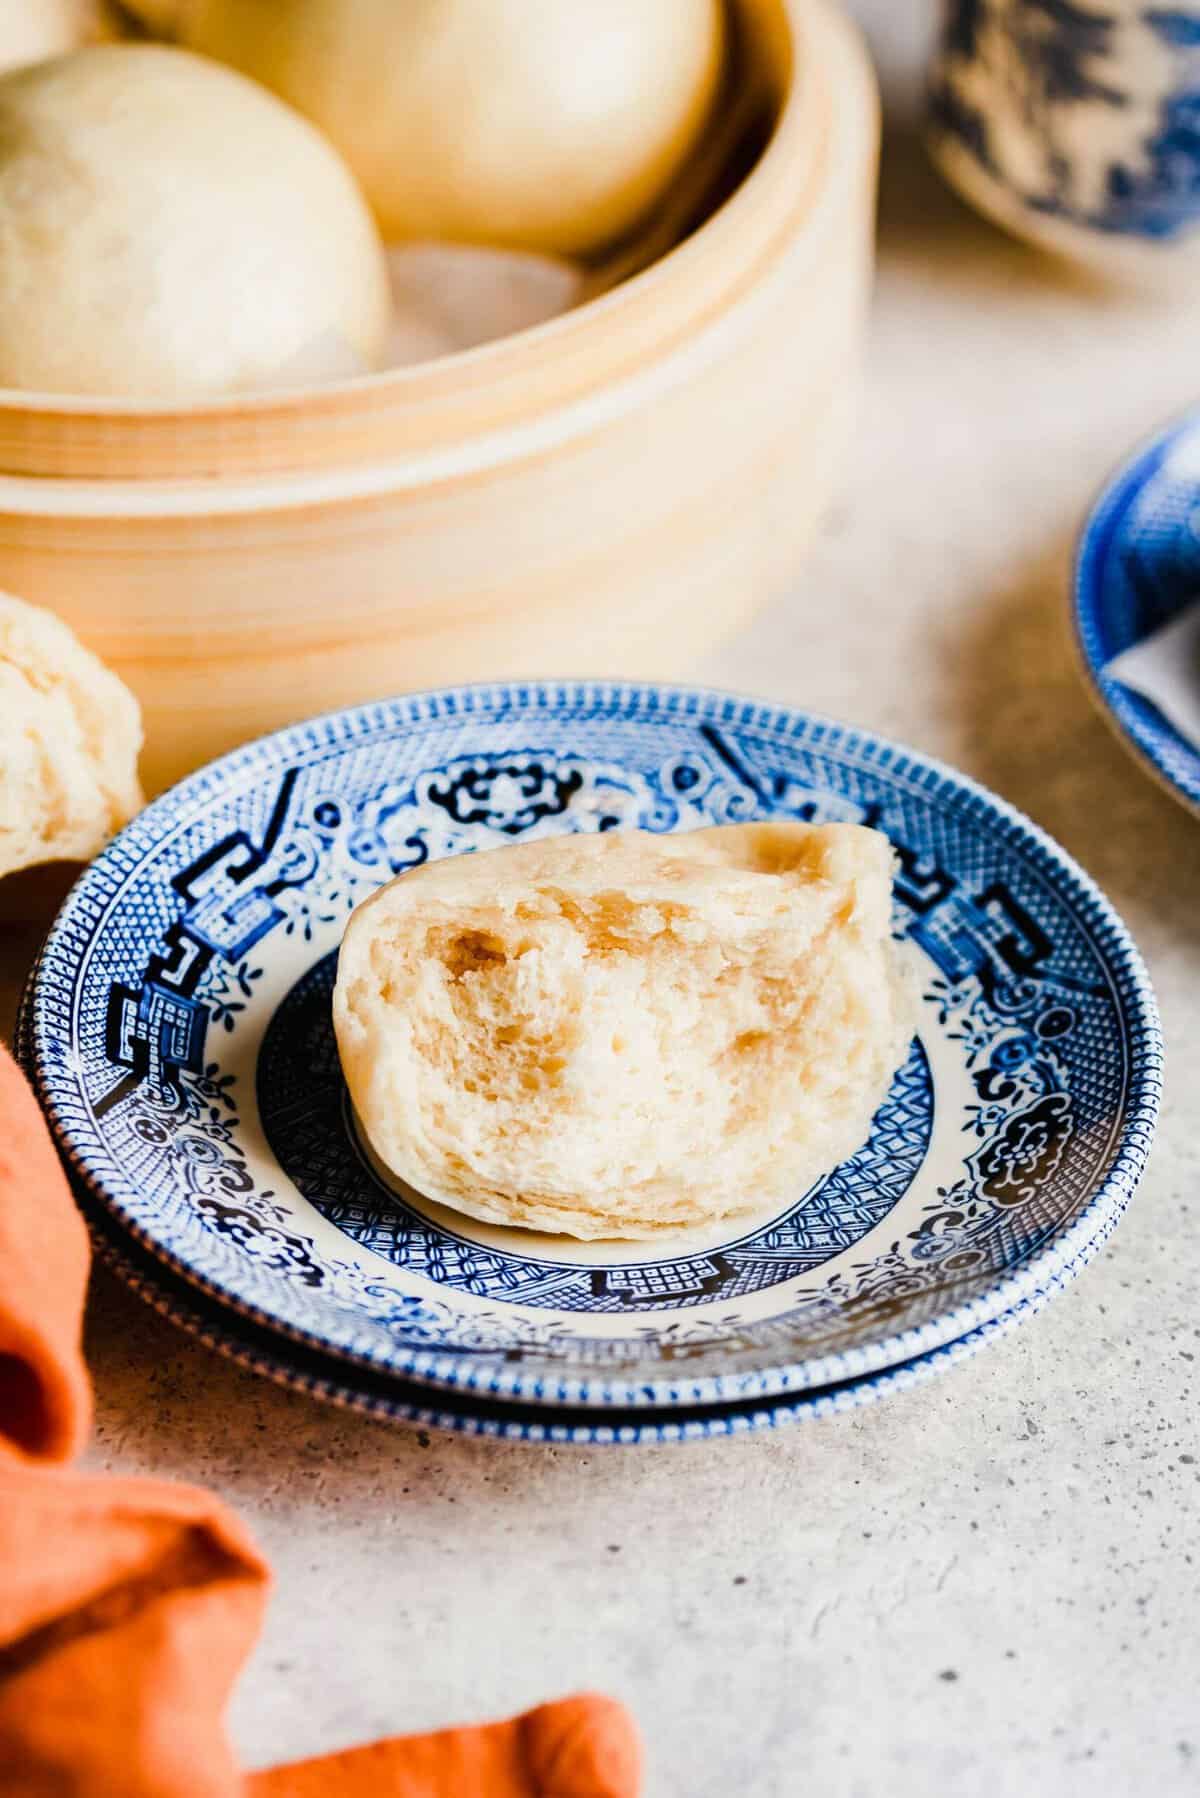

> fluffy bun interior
[333,823,915,1239]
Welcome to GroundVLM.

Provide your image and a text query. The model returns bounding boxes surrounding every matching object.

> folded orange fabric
[0,1045,641,1798]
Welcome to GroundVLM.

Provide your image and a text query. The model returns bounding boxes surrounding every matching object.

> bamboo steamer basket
[0,0,879,794]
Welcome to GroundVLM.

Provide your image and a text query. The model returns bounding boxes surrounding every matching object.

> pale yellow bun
[333,823,915,1241]
[0,593,143,879]
[0,1,78,72]
[183,0,725,254]
[0,44,391,398]
[0,0,123,76]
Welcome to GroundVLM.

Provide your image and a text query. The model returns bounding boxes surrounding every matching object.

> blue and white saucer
[24,682,1161,1413]
[15,956,1083,1445]
[1075,408,1200,815]
[83,1183,1076,1445]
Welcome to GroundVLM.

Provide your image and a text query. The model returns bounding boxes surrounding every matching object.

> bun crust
[0,45,390,397]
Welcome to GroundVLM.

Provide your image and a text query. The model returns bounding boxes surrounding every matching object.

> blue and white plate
[1075,408,1200,815]
[24,682,1161,1412]
[82,1183,1077,1446]
[18,964,1077,1445]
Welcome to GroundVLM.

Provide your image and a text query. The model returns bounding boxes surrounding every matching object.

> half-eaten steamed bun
[333,822,915,1240]
[0,593,143,878]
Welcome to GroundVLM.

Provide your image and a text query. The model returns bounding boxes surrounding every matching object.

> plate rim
[1072,403,1200,819]
[25,678,1164,1408]
[85,1181,1077,1447]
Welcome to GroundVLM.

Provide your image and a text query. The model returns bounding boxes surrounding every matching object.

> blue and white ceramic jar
[928,1,1200,260]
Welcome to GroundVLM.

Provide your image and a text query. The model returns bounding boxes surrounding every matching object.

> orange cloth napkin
[0,1043,641,1797]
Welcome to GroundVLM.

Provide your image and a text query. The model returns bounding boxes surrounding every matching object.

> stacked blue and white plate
[20,681,1162,1443]
[1075,407,1200,817]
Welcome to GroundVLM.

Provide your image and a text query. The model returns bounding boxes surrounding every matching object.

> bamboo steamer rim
[0,0,870,486]
[0,0,878,518]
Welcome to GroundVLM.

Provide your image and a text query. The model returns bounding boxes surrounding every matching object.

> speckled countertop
[3,6,1199,1795]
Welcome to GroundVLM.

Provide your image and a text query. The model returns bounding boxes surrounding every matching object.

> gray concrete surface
[3,6,1199,1793]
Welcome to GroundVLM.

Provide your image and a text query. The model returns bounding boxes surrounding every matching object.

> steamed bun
[0,44,391,397]
[181,0,725,255]
[333,822,915,1240]
[0,1,124,77]
[0,593,143,878]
